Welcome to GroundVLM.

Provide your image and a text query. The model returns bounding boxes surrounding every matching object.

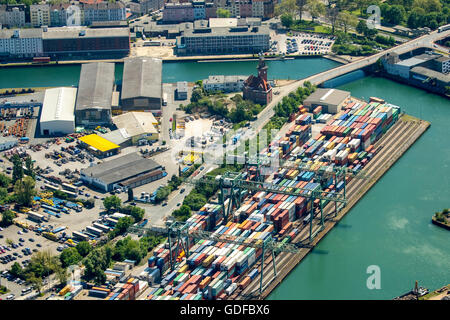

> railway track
[232,117,429,300]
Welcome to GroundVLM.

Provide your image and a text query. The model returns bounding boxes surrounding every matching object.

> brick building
[243,55,272,105]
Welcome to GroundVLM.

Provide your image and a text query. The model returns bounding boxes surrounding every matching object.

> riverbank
[0,52,343,68]
[234,114,430,300]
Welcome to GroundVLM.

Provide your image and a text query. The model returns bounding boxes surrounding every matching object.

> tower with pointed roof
[242,55,272,105]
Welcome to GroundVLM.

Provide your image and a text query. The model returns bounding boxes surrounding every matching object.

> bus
[72,231,89,241]
[143,40,160,47]
[61,189,77,198]
[438,24,450,33]
[62,183,79,193]
[162,93,168,106]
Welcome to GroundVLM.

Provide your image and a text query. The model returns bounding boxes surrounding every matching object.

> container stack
[143,98,399,301]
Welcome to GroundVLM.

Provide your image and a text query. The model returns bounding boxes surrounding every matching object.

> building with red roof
[243,55,272,105]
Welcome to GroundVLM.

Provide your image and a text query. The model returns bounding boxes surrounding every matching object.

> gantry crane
[185,168,347,242]
[128,219,301,296]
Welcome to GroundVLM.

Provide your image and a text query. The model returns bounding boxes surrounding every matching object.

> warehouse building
[75,62,115,127]
[303,88,350,114]
[120,57,162,113]
[78,134,120,158]
[176,25,270,55]
[42,26,130,58]
[112,112,159,145]
[40,87,77,136]
[80,152,165,191]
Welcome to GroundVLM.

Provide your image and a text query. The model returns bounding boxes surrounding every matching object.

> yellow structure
[78,134,120,158]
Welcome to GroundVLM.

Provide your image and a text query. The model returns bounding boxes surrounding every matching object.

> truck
[162,93,168,106]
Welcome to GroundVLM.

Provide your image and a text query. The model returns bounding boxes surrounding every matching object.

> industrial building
[121,57,162,113]
[302,88,350,114]
[80,152,165,191]
[42,26,130,58]
[78,134,120,158]
[40,87,77,136]
[175,81,188,100]
[176,24,270,55]
[204,75,247,93]
[112,112,159,145]
[75,62,115,127]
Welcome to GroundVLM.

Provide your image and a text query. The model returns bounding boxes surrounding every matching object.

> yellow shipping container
[326,142,335,150]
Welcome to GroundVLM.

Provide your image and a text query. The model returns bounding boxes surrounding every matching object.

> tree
[24,156,35,180]
[10,262,23,278]
[60,247,82,268]
[103,195,121,212]
[183,192,207,211]
[327,6,341,34]
[27,273,43,295]
[275,0,297,16]
[216,8,231,18]
[11,154,23,183]
[308,0,326,22]
[54,265,68,286]
[296,0,308,21]
[127,188,134,202]
[155,186,171,203]
[76,241,92,257]
[384,5,406,25]
[190,89,204,103]
[356,19,367,34]
[172,204,191,221]
[338,11,357,33]
[0,210,16,227]
[355,0,370,16]
[0,173,11,188]
[280,13,294,28]
[112,216,134,236]
[14,176,36,207]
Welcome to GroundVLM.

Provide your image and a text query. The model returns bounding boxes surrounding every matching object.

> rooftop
[112,112,158,137]
[204,75,247,84]
[410,66,450,83]
[121,57,162,100]
[79,134,120,152]
[396,53,440,67]
[40,87,77,123]
[76,62,115,111]
[177,81,188,92]
[81,152,162,185]
[303,88,351,106]
[182,25,270,37]
[42,27,129,39]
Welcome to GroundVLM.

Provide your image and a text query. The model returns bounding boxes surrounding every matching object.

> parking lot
[270,33,336,56]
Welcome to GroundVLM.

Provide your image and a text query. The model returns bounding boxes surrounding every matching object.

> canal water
[0,59,448,299]
[0,57,339,88]
[269,76,450,300]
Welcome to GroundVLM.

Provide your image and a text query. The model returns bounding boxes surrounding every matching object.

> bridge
[253,29,450,132]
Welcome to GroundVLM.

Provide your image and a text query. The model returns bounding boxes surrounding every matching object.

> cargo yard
[124,96,430,301]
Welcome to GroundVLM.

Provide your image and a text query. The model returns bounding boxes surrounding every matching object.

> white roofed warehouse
[40,87,77,136]
[303,88,350,114]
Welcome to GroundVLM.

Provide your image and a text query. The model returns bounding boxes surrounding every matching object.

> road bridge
[253,29,450,132]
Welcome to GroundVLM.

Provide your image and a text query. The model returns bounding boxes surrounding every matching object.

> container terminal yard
[126,96,430,301]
